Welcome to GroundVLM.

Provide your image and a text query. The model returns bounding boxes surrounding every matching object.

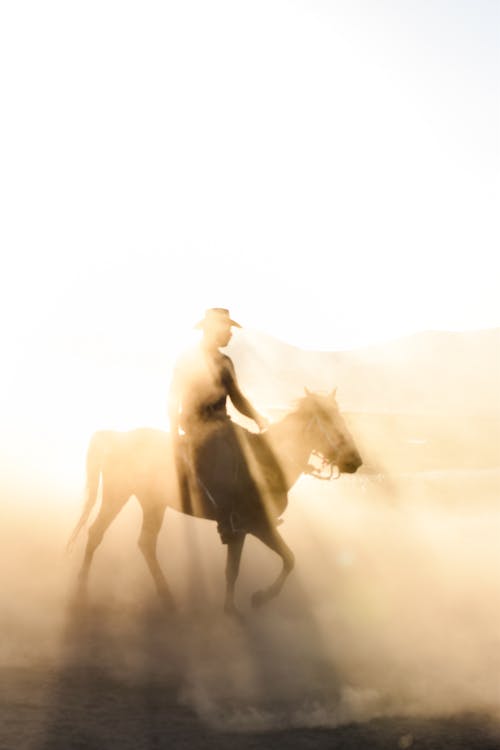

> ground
[1,468,499,749]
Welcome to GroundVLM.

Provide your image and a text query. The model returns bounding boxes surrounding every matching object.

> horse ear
[304,386,312,396]
[330,387,337,399]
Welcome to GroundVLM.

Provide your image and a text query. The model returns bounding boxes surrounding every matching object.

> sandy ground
[1,468,500,749]
[3,664,500,750]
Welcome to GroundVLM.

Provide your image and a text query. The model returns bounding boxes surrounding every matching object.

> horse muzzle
[338,451,363,474]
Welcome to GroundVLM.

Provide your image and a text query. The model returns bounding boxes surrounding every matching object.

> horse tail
[66,431,109,552]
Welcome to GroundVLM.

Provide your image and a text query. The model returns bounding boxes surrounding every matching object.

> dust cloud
[1,446,499,738]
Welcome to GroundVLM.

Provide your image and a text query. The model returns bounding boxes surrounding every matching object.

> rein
[301,413,341,481]
[304,452,340,481]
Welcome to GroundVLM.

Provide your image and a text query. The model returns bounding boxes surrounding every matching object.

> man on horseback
[168,308,268,543]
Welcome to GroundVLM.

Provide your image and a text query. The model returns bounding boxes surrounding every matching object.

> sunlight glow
[1,1,498,489]
[0,8,499,742]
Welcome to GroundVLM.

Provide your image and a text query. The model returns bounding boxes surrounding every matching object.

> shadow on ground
[1,590,499,750]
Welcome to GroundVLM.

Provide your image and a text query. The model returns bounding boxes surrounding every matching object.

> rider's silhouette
[168,308,268,542]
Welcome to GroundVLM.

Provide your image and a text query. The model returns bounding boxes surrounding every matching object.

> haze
[1,1,499,746]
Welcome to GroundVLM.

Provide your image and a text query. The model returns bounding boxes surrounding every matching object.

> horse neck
[266,411,313,488]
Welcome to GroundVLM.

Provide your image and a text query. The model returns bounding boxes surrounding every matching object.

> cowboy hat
[194,308,242,330]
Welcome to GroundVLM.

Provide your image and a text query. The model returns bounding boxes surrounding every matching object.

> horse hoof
[251,591,267,609]
[158,592,176,614]
[69,583,88,611]
[224,605,245,623]
[73,575,88,599]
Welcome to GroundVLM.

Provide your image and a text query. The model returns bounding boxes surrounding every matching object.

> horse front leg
[250,525,295,609]
[224,533,246,617]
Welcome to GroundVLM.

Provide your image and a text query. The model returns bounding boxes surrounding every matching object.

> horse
[68,389,362,614]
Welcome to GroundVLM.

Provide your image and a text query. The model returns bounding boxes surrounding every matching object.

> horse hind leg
[77,491,127,591]
[138,504,175,612]
[224,533,246,618]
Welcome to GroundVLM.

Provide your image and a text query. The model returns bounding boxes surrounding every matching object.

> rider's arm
[223,357,268,431]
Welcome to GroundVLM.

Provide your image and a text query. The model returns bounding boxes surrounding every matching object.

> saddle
[174,430,287,540]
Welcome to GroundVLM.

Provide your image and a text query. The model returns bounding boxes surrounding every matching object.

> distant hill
[228,328,500,417]
[228,328,500,472]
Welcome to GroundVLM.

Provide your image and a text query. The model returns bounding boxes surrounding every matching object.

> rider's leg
[195,423,245,543]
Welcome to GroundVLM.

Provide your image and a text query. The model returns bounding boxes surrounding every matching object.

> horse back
[89,428,175,500]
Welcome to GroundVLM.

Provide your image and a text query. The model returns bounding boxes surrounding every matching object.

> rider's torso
[177,347,232,431]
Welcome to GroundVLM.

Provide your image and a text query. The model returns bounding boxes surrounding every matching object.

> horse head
[301,388,362,475]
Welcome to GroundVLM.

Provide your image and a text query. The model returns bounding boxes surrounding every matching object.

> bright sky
[1,1,498,458]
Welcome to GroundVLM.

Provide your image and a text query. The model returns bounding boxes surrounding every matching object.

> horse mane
[290,392,336,420]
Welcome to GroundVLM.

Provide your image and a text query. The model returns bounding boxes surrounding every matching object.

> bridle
[303,413,342,481]
[304,451,340,480]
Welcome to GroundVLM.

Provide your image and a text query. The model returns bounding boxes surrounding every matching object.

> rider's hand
[256,414,269,432]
